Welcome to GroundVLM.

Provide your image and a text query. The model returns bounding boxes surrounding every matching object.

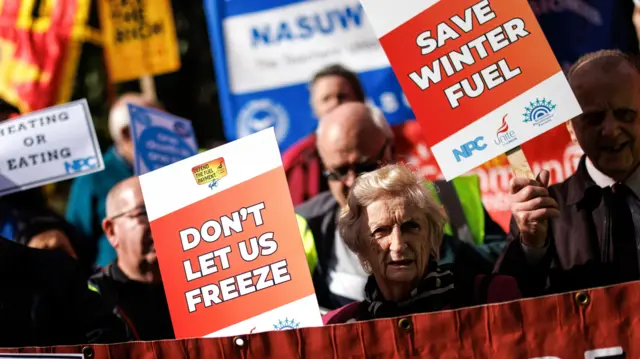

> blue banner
[129,104,199,174]
[203,0,415,152]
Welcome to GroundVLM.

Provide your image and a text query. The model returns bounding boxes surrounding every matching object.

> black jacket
[496,156,640,297]
[89,263,175,341]
[0,237,127,348]
[0,189,94,275]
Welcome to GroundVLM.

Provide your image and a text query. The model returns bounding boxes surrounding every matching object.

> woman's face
[359,196,431,287]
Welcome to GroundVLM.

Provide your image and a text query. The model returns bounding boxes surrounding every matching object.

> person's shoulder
[547,172,580,206]
[282,134,319,169]
[5,241,83,292]
[322,301,361,325]
[295,191,337,220]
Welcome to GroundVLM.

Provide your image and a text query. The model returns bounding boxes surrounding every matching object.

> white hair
[338,163,447,259]
[108,94,160,143]
[108,103,131,143]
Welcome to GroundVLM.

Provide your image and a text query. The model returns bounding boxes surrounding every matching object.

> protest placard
[129,104,198,175]
[203,0,414,150]
[139,128,322,339]
[360,0,583,180]
[99,0,180,83]
[0,99,103,196]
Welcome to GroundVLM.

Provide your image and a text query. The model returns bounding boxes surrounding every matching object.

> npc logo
[523,98,556,127]
[273,318,300,330]
[64,156,99,174]
[237,99,289,143]
[452,136,487,163]
[494,115,518,146]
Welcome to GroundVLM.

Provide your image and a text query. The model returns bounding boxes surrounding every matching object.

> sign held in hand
[361,0,582,180]
[139,128,322,339]
[0,99,103,196]
[129,104,198,175]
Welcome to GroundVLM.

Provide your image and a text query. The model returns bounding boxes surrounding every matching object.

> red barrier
[2,281,639,358]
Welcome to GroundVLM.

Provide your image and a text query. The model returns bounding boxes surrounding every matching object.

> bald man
[498,50,640,296]
[67,93,162,267]
[295,103,390,310]
[297,103,505,310]
[88,177,174,341]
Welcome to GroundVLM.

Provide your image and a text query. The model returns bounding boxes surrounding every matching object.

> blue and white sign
[203,0,415,151]
[129,104,199,175]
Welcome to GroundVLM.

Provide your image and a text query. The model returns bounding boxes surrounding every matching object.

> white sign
[0,99,104,195]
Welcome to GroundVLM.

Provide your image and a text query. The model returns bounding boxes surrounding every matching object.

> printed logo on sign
[237,99,289,143]
[64,156,98,173]
[495,115,518,146]
[192,158,227,190]
[523,98,556,127]
[273,318,300,330]
[453,136,487,163]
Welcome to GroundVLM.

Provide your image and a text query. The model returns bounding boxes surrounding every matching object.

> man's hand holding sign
[360,0,582,181]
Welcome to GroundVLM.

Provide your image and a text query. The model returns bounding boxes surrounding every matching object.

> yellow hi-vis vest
[296,175,485,274]
[428,175,485,246]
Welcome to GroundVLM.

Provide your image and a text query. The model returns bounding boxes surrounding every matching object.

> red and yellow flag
[0,0,95,114]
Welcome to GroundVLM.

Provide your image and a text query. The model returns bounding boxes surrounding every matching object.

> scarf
[359,259,456,320]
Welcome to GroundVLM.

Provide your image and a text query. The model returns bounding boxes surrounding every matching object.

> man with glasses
[296,103,506,311]
[499,50,640,297]
[88,177,174,341]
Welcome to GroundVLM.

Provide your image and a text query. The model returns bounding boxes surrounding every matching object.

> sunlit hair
[316,104,394,140]
[369,104,394,140]
[567,49,640,81]
[108,93,160,143]
[338,163,447,259]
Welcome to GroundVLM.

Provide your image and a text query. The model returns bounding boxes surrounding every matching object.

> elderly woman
[323,164,520,324]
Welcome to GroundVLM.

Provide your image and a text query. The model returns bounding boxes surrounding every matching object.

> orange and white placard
[360,0,582,180]
[139,128,322,339]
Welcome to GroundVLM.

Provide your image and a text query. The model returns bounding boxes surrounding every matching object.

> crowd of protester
[1,42,640,349]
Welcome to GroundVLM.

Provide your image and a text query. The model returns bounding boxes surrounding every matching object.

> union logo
[523,98,557,126]
[273,318,300,330]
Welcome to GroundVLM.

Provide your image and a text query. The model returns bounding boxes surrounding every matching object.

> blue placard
[128,104,199,175]
[203,0,415,152]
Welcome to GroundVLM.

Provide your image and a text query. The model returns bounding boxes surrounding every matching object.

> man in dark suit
[497,50,640,296]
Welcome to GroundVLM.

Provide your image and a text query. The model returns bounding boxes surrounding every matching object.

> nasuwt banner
[129,104,198,175]
[0,99,103,196]
[361,0,582,180]
[1,280,639,357]
[203,0,414,151]
[0,0,93,113]
[139,128,322,339]
[99,0,181,82]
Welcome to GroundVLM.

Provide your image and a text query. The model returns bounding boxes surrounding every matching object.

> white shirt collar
[585,157,640,198]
